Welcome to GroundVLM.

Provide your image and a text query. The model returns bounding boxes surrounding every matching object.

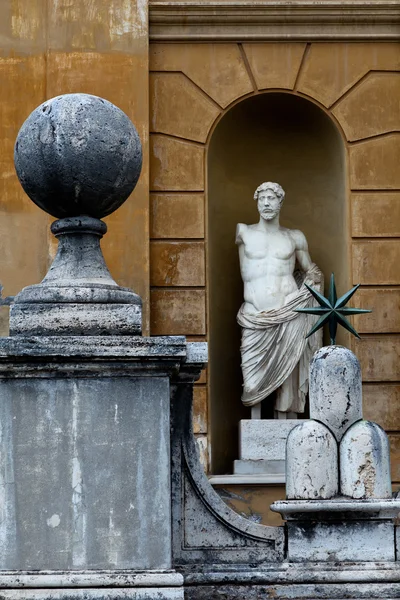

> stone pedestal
[1,94,201,600]
[273,499,400,562]
[234,419,305,480]
[271,346,400,566]
[0,336,194,599]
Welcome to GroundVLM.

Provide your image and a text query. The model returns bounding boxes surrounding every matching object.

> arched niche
[208,92,348,474]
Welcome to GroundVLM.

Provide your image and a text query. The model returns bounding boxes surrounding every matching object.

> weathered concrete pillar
[0,94,205,599]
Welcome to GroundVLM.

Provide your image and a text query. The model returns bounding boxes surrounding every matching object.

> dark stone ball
[14,93,142,219]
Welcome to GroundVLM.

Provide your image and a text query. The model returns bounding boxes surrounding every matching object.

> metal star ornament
[294,273,372,345]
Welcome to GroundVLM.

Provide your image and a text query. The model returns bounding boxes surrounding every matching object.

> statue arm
[293,230,322,283]
[236,223,246,245]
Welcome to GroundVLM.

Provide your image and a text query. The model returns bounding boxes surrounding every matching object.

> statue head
[254,182,285,221]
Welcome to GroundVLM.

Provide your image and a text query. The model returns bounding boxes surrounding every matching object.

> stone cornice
[149,1,400,41]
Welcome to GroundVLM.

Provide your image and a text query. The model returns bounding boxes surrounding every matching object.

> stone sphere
[14,93,142,219]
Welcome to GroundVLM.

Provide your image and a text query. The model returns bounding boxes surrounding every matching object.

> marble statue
[236,182,323,419]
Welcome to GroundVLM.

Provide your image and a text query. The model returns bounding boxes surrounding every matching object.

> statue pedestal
[272,499,400,562]
[234,419,306,480]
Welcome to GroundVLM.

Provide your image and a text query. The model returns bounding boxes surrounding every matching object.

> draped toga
[237,264,323,412]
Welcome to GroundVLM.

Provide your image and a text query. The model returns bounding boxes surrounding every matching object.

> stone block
[286,421,338,500]
[150,135,204,191]
[150,43,253,108]
[150,290,206,335]
[150,193,204,239]
[349,134,400,190]
[150,242,205,286]
[355,336,400,382]
[242,43,306,90]
[239,419,304,461]
[333,73,400,141]
[353,288,400,333]
[193,386,207,434]
[150,73,220,143]
[340,421,392,499]
[352,192,400,238]
[297,43,400,107]
[352,241,400,286]
[233,459,285,476]
[0,589,183,600]
[0,376,172,570]
[363,384,400,430]
[287,521,396,562]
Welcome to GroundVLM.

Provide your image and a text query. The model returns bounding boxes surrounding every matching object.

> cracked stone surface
[286,420,339,500]
[340,420,392,499]
[14,93,142,219]
[309,346,362,442]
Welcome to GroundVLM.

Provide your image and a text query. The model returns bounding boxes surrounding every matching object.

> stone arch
[149,42,400,480]
[207,90,348,473]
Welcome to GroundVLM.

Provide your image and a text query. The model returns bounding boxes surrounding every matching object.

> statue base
[271,498,400,562]
[234,419,306,480]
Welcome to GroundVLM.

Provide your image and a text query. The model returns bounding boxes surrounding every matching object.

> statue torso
[237,224,299,312]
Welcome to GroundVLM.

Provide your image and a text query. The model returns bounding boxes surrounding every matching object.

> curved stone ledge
[271,498,400,520]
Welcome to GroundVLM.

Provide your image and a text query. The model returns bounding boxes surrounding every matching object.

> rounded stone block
[340,420,392,499]
[286,420,338,500]
[14,93,142,219]
[309,346,362,441]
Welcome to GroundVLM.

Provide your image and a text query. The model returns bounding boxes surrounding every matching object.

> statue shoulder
[288,228,308,250]
[235,223,248,244]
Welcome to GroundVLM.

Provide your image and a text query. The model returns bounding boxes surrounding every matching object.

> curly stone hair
[253,182,285,205]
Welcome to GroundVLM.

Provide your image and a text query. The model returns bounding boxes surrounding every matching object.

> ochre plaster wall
[0,0,150,331]
[149,42,400,481]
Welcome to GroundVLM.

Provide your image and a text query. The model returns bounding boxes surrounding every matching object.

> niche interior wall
[208,91,347,473]
[149,43,400,479]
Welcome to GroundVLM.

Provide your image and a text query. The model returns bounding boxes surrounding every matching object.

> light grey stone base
[239,419,305,461]
[233,459,285,476]
[271,499,400,564]
[237,419,305,481]
[287,520,395,562]
[183,562,400,598]
[0,589,183,600]
[0,572,184,600]
[10,302,142,336]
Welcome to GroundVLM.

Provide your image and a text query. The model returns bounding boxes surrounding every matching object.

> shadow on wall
[208,91,347,474]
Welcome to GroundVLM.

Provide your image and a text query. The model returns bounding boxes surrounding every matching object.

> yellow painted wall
[0,0,150,331]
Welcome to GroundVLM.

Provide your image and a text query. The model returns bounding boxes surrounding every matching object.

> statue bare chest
[242,231,296,262]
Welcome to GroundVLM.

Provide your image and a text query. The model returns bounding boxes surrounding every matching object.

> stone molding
[149,1,400,41]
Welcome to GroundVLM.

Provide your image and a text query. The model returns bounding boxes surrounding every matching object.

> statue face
[257,190,281,220]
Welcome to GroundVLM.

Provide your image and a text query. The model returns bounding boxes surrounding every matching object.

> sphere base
[10,216,142,336]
